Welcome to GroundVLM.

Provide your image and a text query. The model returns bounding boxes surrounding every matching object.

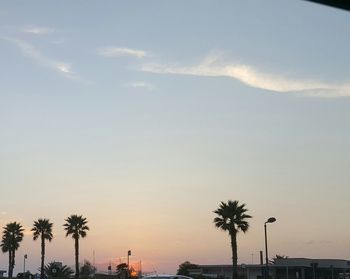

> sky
[1,0,350,275]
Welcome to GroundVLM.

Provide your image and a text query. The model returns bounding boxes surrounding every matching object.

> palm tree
[63,215,89,279]
[0,222,24,278]
[213,200,252,279]
[31,219,53,279]
[1,231,12,278]
[44,261,74,279]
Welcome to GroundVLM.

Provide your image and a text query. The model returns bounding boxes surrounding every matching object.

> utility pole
[93,250,96,274]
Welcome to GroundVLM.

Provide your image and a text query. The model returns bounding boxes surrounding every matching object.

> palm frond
[213,200,252,235]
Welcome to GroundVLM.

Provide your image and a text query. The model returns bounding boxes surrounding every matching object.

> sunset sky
[1,0,350,275]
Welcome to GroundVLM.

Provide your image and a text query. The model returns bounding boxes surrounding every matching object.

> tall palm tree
[63,215,89,279]
[213,200,252,279]
[0,222,24,278]
[31,218,53,279]
[1,231,12,278]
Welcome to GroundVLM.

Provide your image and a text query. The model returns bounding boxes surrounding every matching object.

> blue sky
[1,0,350,274]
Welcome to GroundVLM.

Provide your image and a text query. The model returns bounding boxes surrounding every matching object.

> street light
[127,250,131,269]
[264,217,276,279]
[23,254,28,277]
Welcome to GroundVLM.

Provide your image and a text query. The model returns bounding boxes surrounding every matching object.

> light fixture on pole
[264,217,276,279]
[23,254,28,276]
[127,250,131,269]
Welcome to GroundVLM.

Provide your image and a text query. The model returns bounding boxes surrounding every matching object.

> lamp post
[23,254,27,277]
[127,250,131,269]
[241,264,246,279]
[264,217,276,279]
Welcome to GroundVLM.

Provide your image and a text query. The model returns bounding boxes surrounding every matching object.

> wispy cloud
[21,25,55,35]
[1,36,87,82]
[141,55,350,97]
[56,63,73,74]
[98,47,147,58]
[127,82,155,91]
[305,240,332,245]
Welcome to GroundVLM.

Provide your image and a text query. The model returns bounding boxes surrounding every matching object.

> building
[191,258,350,279]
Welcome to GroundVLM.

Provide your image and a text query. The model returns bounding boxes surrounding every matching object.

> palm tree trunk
[230,233,238,279]
[41,235,45,279]
[75,237,79,279]
[12,249,15,278]
[8,250,12,278]
[10,249,15,279]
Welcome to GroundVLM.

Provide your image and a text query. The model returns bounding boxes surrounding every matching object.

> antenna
[93,250,95,273]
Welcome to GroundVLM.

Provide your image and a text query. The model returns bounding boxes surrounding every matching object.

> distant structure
[95,258,142,279]
[190,258,350,279]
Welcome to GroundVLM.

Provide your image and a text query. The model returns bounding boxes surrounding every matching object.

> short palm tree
[0,222,24,278]
[45,261,74,279]
[213,200,252,279]
[32,218,53,279]
[63,215,89,279]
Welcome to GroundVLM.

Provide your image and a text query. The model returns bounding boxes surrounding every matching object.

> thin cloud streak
[141,55,350,97]
[21,26,55,35]
[127,82,155,91]
[1,36,88,83]
[98,47,147,58]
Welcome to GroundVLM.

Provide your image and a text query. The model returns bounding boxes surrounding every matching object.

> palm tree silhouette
[1,229,12,278]
[63,215,89,279]
[45,261,74,279]
[213,200,252,279]
[31,218,53,279]
[0,222,24,278]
